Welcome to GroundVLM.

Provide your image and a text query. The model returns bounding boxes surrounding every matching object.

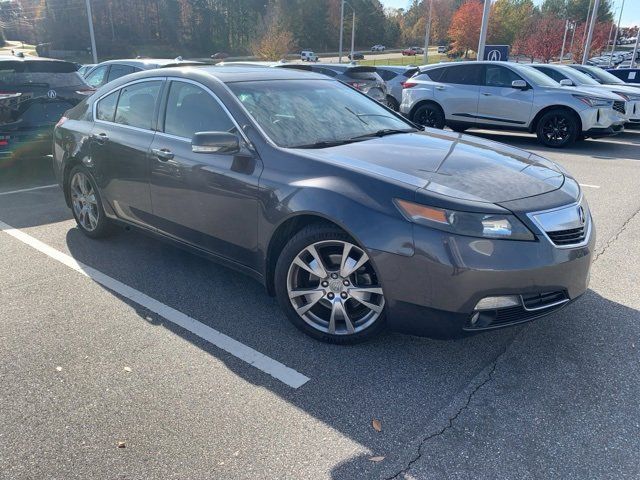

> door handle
[152,148,175,161]
[91,132,108,144]
[435,85,445,90]
[482,92,492,96]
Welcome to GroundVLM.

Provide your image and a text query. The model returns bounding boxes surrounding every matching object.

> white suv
[300,50,318,62]
[400,61,627,147]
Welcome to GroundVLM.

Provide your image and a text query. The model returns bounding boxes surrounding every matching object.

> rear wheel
[386,95,400,111]
[275,224,386,344]
[536,109,579,148]
[67,165,113,238]
[412,103,445,129]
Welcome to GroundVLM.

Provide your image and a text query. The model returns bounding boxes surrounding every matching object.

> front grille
[466,291,569,330]
[546,226,586,246]
[613,100,626,114]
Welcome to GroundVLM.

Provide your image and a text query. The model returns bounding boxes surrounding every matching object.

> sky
[379,0,639,27]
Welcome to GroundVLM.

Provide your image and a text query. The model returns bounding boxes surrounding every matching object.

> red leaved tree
[448,0,484,58]
[518,15,566,63]
[570,21,614,62]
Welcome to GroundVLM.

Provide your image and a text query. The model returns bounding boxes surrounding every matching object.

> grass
[358,53,448,67]
[0,40,37,57]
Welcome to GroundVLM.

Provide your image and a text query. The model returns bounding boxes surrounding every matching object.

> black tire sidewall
[414,103,445,129]
[536,109,578,148]
[67,165,112,238]
[274,224,387,344]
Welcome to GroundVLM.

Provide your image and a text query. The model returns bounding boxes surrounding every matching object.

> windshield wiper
[291,138,365,149]
[349,128,418,140]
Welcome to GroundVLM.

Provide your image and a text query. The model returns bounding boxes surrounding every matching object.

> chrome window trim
[526,194,592,249]
[92,76,166,133]
[161,76,250,146]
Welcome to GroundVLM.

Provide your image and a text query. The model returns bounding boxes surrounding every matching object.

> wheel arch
[529,105,582,133]
[408,99,445,123]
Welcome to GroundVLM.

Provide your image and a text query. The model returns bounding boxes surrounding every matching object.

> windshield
[578,65,625,84]
[229,79,413,148]
[517,65,561,87]
[0,61,86,88]
[563,68,601,85]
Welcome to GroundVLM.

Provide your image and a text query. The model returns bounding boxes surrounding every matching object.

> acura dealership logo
[46,89,57,99]
[487,50,502,61]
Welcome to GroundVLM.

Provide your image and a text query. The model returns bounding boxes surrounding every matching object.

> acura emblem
[578,206,585,225]
[47,89,57,99]
[487,50,502,61]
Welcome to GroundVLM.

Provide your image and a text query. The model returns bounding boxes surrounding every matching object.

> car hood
[573,83,639,98]
[297,129,565,203]
[554,85,626,100]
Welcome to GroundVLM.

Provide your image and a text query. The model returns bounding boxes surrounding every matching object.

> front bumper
[584,124,624,138]
[369,221,595,338]
[579,105,626,134]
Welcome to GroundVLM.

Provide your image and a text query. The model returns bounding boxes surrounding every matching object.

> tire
[274,224,387,344]
[67,164,113,238]
[449,124,468,133]
[386,95,400,111]
[412,102,445,129]
[535,109,579,148]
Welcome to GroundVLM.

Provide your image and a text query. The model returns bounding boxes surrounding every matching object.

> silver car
[530,64,639,127]
[375,66,419,110]
[400,61,627,147]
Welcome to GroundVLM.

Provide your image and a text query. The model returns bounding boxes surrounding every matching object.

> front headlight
[395,199,535,241]
[613,91,640,101]
[573,94,612,108]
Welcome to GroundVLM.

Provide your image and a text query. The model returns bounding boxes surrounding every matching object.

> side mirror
[191,131,239,154]
[559,79,574,86]
[511,79,528,89]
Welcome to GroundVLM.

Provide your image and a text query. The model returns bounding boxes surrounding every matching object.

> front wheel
[274,224,387,344]
[413,103,445,129]
[67,165,113,238]
[536,109,579,148]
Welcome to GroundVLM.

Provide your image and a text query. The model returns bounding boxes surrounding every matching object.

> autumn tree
[570,21,613,62]
[448,0,483,58]
[515,15,565,62]
[488,0,535,46]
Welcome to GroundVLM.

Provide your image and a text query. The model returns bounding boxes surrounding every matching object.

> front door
[477,65,533,126]
[91,79,163,227]
[149,80,262,267]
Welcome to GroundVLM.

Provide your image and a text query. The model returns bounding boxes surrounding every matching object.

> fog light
[474,295,521,310]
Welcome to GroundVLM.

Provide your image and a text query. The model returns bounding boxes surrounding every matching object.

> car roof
[375,65,415,72]
[94,58,204,68]
[0,55,74,64]
[161,64,329,82]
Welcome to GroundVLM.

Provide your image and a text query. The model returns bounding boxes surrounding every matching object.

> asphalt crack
[385,342,510,480]
[592,204,640,264]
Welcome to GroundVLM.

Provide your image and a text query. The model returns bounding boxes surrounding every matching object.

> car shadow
[60,222,640,479]
[0,155,57,193]
[461,129,640,160]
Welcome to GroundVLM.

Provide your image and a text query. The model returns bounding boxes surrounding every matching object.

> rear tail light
[75,88,95,96]
[56,116,68,128]
[348,82,368,90]
[401,81,418,89]
[0,135,10,146]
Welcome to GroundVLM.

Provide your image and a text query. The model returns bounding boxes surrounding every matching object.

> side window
[485,65,524,87]
[423,67,445,81]
[441,65,482,85]
[378,69,397,81]
[96,90,119,122]
[163,81,235,139]
[107,64,135,82]
[85,65,109,88]
[114,81,162,130]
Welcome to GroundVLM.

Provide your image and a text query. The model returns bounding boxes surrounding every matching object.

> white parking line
[579,184,601,189]
[0,184,59,196]
[0,220,310,389]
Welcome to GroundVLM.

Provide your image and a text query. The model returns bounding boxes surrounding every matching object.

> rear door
[85,64,110,89]
[434,64,483,124]
[148,79,262,265]
[477,64,533,126]
[91,79,164,227]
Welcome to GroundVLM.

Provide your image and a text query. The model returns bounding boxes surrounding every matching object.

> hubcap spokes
[287,240,385,335]
[70,172,99,232]
[542,116,569,144]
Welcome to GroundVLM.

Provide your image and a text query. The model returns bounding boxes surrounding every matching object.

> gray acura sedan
[53,66,594,343]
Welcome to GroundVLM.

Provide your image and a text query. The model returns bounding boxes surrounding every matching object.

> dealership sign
[483,45,510,61]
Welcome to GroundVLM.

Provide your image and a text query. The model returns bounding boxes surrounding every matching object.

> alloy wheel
[416,106,443,129]
[541,115,570,145]
[70,171,99,232]
[286,240,385,336]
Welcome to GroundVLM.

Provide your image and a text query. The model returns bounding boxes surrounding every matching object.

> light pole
[477,0,492,61]
[338,0,355,64]
[560,20,569,64]
[423,0,433,65]
[85,0,98,63]
[608,0,625,67]
[632,31,640,68]
[582,0,601,64]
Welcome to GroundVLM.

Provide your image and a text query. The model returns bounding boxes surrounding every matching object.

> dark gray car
[84,58,204,89]
[53,66,594,343]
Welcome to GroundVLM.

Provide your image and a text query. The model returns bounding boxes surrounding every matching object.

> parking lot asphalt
[1,128,639,479]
